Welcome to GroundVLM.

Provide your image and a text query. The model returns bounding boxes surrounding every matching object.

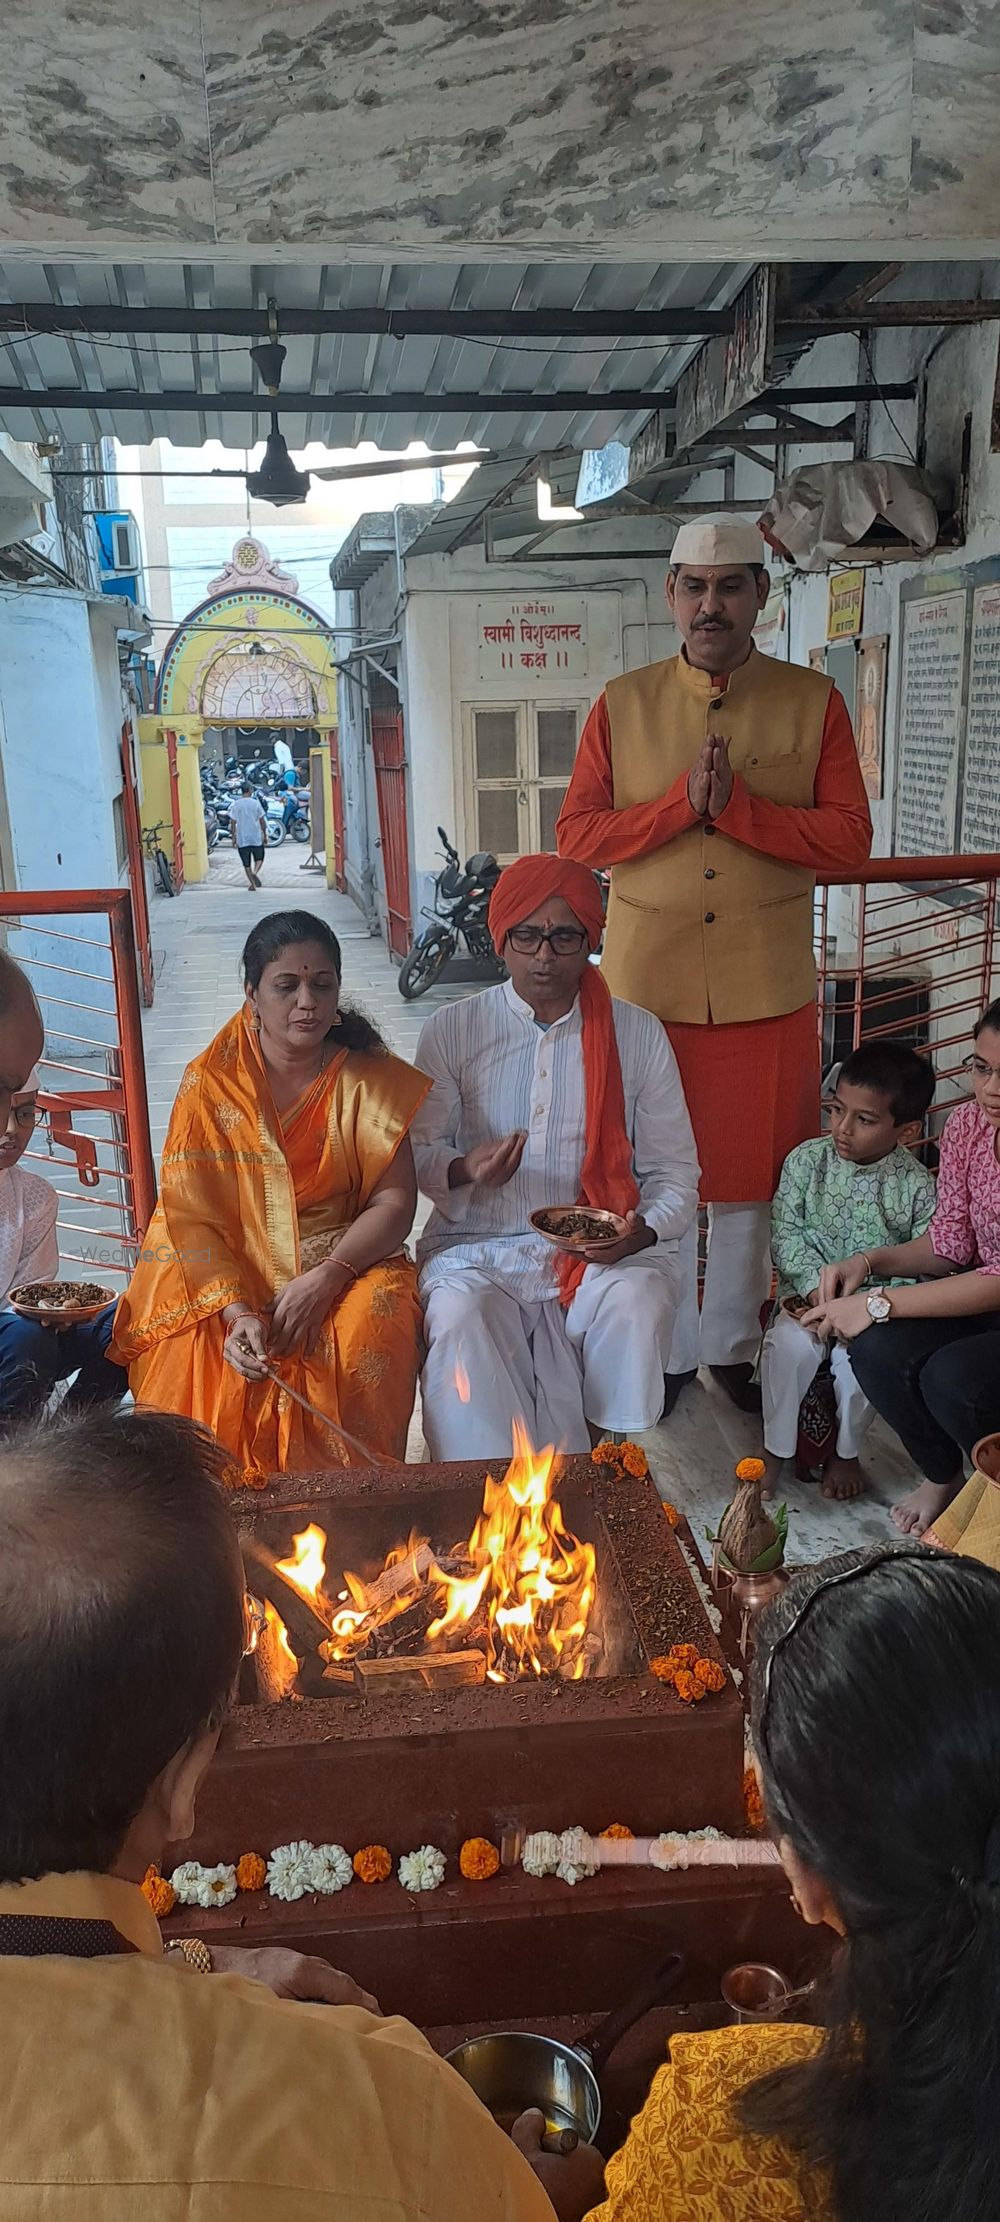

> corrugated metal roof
[0,257,751,454]
[403,451,583,557]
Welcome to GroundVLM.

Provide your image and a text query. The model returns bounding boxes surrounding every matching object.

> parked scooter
[398,828,502,1000]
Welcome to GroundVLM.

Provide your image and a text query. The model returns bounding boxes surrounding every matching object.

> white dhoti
[421,1250,681,1461]
[666,1201,773,1372]
[761,1306,873,1460]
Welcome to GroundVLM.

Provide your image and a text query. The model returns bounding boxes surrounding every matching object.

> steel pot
[446,1949,684,2145]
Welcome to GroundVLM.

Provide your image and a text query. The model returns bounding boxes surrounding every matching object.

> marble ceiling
[0,0,996,258]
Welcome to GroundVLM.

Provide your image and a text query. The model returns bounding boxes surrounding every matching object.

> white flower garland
[170,1860,237,1909]
[266,1840,318,1903]
[398,1844,446,1893]
[310,1843,353,1894]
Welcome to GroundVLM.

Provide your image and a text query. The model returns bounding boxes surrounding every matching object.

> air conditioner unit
[110,516,140,572]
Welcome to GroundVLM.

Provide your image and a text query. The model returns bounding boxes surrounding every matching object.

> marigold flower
[661,1500,681,1527]
[141,1866,176,1919]
[667,1642,700,1667]
[735,1456,767,1483]
[743,1767,766,1833]
[650,1654,679,1683]
[459,1836,500,1881]
[353,1844,392,1885]
[693,1657,726,1694]
[600,1823,634,1840]
[673,1668,707,1704]
[590,1440,619,1466]
[235,1852,267,1893]
[621,1442,649,1478]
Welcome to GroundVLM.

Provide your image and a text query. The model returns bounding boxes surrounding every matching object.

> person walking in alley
[231,781,268,890]
[557,513,872,1418]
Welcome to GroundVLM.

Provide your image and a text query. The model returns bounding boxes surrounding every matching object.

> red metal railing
[328,726,347,894]
[815,851,1000,1136]
[119,716,155,1006]
[0,890,156,1279]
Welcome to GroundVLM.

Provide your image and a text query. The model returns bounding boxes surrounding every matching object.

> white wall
[400,546,680,915]
[0,587,127,1056]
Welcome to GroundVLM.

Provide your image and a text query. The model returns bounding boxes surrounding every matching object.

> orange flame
[455,1359,471,1404]
[428,1421,596,1682]
[262,1599,300,1699]
[275,1523,330,1615]
[279,1428,597,1685]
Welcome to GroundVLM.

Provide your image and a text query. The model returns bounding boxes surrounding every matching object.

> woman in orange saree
[111,911,430,1484]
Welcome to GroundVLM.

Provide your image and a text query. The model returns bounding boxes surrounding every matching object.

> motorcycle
[398,828,502,1000]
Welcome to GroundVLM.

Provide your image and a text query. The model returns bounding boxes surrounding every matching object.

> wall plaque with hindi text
[959,582,1000,853]
[895,591,965,856]
[477,598,588,682]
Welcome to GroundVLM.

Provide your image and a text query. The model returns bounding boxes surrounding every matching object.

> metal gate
[328,726,347,894]
[370,707,412,960]
[0,890,156,1282]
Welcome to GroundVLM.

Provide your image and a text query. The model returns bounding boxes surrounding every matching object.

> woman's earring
[247,1002,261,1032]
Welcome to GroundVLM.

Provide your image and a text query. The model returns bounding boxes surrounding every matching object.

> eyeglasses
[506,926,589,956]
[7,1104,37,1132]
[242,1591,266,1658]
[964,1054,1000,1084]
[757,1554,899,1756]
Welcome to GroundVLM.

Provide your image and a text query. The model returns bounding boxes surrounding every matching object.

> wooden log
[353,1648,486,1695]
[243,1535,330,1657]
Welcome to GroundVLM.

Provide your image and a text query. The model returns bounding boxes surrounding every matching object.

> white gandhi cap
[670,513,766,567]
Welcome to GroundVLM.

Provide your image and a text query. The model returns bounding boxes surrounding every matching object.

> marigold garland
[735,1456,767,1483]
[600,1824,634,1840]
[141,1866,176,1918]
[673,1668,707,1704]
[743,1767,766,1834]
[353,1844,392,1885]
[591,1439,649,1480]
[651,1640,725,1700]
[649,1654,679,1683]
[235,1852,267,1893]
[459,1836,501,1881]
[662,1500,681,1528]
[669,1642,700,1667]
[693,1657,727,1694]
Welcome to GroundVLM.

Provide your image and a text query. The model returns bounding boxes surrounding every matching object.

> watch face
[868,1294,891,1322]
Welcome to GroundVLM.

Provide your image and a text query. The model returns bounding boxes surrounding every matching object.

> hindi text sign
[477,598,588,682]
[827,569,865,641]
[895,591,965,855]
[959,582,1000,852]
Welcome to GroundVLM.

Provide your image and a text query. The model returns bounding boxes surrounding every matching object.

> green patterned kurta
[771,1136,935,1300]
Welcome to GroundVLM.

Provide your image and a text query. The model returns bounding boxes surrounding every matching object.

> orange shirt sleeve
[712,686,873,873]
[556,693,700,866]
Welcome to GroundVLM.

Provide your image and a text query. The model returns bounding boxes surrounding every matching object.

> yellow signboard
[827,568,865,641]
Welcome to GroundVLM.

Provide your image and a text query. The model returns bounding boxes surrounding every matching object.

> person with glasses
[0,1067,123,1423]
[530,1545,1000,2222]
[412,855,699,1458]
[802,998,1000,1538]
[0,1406,552,2222]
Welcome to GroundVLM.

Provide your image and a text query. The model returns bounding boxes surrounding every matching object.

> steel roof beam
[0,300,996,341]
[0,385,680,416]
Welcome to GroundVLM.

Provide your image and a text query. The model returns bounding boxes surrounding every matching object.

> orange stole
[110,1011,430,1482]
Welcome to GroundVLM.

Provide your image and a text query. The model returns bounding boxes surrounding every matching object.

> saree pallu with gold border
[110,1010,430,1483]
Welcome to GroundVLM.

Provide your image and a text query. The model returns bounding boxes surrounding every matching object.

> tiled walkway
[141,851,918,1561]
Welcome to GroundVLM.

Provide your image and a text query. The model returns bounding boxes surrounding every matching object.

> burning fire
[262,1598,300,1700]
[269,1425,598,1686]
[428,1423,595,1682]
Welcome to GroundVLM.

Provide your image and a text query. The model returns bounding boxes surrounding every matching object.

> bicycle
[142,822,177,897]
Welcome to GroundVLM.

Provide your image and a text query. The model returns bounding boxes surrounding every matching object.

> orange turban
[488,856,640,1305]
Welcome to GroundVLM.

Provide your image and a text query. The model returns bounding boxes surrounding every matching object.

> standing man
[231,781,268,891]
[557,515,872,1413]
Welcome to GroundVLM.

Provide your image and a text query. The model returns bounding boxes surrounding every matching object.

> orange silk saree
[111,1009,430,1483]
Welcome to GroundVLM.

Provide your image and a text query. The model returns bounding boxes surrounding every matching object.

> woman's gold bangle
[330,1256,360,1282]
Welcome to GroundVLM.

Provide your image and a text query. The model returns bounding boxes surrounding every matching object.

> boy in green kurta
[762,1042,936,1500]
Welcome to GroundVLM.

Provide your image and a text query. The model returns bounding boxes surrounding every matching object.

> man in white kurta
[412,879,699,1458]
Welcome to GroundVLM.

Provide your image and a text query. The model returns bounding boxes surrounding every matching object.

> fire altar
[167,1445,816,2048]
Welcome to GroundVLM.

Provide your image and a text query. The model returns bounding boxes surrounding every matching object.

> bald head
[0,952,43,1131]
[0,1408,244,1881]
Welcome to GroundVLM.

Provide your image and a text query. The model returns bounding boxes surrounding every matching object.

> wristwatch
[866,1288,892,1325]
